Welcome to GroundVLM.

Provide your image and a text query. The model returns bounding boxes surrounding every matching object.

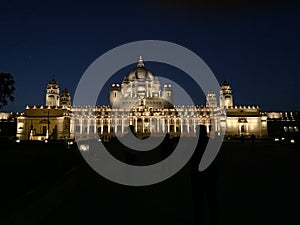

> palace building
[16,57,269,141]
[16,80,72,141]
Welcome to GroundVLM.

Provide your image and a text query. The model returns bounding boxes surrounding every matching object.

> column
[142,118,145,133]
[87,119,90,134]
[180,118,183,134]
[80,119,83,134]
[108,119,111,133]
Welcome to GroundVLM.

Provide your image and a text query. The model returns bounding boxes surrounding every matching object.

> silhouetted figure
[251,133,256,144]
[240,134,245,143]
[124,125,137,164]
[191,125,219,225]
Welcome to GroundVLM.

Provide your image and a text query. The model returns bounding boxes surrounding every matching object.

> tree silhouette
[0,72,15,109]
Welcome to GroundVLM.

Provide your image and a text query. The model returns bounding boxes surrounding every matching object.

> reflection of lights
[98,139,102,142]
[79,144,89,151]
[275,138,280,142]
[291,139,295,144]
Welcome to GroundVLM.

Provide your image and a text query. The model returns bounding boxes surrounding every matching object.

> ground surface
[1,140,300,225]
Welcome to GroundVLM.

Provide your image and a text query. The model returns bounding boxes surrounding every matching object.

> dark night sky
[1,0,300,112]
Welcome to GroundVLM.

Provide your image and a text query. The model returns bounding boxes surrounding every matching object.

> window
[75,126,80,133]
[241,125,245,133]
[43,126,47,135]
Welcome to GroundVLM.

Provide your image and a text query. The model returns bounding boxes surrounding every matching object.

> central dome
[118,56,161,99]
[127,56,154,81]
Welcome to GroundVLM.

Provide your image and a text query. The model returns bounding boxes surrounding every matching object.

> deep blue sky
[1,0,300,112]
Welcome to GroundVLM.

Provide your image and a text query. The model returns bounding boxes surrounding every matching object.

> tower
[206,91,217,108]
[162,84,173,105]
[60,88,71,108]
[220,81,233,108]
[110,83,121,107]
[46,79,60,107]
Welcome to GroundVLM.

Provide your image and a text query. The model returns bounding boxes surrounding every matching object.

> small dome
[110,83,121,91]
[49,79,58,85]
[221,81,230,86]
[62,88,70,94]
[122,76,129,84]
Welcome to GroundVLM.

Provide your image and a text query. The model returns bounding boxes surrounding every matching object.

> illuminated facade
[218,81,268,137]
[17,87,72,141]
[17,57,268,141]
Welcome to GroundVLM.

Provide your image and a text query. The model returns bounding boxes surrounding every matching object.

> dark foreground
[0,140,300,225]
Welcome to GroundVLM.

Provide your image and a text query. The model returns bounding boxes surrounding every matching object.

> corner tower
[60,88,71,108]
[110,83,121,107]
[162,84,173,105]
[46,79,60,107]
[220,81,233,108]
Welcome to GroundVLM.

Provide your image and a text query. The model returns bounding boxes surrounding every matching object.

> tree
[0,72,15,109]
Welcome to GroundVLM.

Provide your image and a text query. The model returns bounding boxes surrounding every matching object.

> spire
[137,56,144,67]
[49,78,58,85]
